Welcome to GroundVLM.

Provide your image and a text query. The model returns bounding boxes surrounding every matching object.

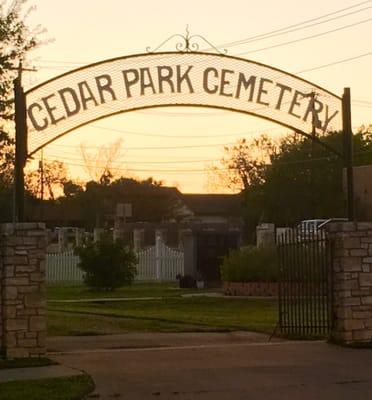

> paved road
[50,333,372,400]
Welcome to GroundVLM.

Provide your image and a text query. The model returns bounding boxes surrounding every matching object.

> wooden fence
[46,237,184,283]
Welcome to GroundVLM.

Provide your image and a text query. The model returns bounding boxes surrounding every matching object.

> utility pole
[39,149,44,201]
[39,149,44,220]
[14,63,27,222]
[13,63,35,223]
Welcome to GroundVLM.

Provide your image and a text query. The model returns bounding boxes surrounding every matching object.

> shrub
[75,234,137,290]
[220,245,278,283]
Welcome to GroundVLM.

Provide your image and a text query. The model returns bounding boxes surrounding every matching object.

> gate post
[327,222,372,345]
[342,87,355,221]
[0,223,47,358]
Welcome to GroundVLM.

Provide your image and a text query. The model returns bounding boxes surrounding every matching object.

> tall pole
[39,149,44,201]
[39,149,44,220]
[342,87,354,221]
[14,66,28,222]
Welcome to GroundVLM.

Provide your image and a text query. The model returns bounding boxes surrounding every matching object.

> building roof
[180,193,243,216]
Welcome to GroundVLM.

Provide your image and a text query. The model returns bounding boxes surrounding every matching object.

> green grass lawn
[47,283,278,336]
[47,282,214,301]
[0,375,94,400]
[0,358,57,370]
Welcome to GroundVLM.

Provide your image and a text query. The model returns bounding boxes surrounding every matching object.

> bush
[75,234,138,290]
[220,245,278,283]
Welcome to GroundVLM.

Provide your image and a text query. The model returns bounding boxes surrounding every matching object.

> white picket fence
[46,250,83,283]
[136,237,184,281]
[46,237,184,283]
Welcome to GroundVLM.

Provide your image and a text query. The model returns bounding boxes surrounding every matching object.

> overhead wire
[35,1,372,65]
[32,3,372,76]
[235,18,372,56]
[214,0,372,49]
[42,148,372,174]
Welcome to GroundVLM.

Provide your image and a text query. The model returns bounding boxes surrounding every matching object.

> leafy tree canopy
[214,125,372,234]
[0,1,42,220]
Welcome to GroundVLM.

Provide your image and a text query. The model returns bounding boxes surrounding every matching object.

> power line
[217,4,372,50]
[296,52,371,74]
[43,148,372,174]
[236,18,372,56]
[87,124,285,139]
[353,99,372,104]
[36,1,371,64]
[47,140,241,151]
[45,153,220,165]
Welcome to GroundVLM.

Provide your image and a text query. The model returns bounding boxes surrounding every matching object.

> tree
[0,0,39,163]
[0,1,42,219]
[63,179,84,198]
[262,128,372,225]
[214,127,372,237]
[26,160,68,200]
[76,234,137,290]
[210,135,275,192]
[80,139,125,184]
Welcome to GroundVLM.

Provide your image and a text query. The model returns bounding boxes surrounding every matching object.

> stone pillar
[0,223,47,359]
[256,223,275,248]
[328,222,372,345]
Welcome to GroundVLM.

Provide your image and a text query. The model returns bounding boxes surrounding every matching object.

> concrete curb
[0,365,83,383]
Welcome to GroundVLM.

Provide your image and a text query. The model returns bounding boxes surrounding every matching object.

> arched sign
[25,52,343,157]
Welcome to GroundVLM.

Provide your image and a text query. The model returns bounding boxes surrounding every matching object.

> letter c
[203,67,219,94]
[27,103,48,131]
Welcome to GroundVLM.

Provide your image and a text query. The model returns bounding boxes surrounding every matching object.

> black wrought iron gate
[277,228,333,338]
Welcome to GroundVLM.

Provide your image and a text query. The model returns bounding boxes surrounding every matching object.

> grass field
[47,282,213,301]
[0,358,57,370]
[47,283,278,336]
[0,375,94,400]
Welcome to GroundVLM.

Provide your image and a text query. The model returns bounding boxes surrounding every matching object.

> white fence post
[155,234,161,281]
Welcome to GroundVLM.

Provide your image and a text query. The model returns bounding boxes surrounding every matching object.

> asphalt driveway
[49,333,372,400]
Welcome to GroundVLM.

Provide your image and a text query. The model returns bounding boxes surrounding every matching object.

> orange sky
[23,0,372,193]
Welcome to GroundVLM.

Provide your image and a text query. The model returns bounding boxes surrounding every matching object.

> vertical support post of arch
[342,87,354,221]
[14,76,27,222]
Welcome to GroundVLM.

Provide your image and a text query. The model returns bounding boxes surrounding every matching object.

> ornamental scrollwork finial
[146,26,227,54]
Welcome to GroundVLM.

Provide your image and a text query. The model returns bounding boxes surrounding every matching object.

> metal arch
[27,103,343,159]
[25,51,341,100]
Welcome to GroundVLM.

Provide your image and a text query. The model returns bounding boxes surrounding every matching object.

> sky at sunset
[23,0,372,193]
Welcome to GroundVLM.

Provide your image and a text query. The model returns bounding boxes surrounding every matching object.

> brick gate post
[328,222,372,345]
[0,223,47,358]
